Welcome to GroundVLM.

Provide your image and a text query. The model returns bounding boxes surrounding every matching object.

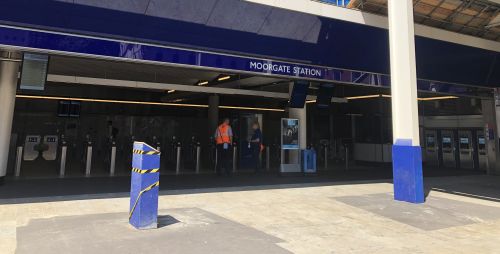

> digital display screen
[478,137,486,150]
[478,138,486,145]
[426,135,435,148]
[281,118,300,150]
[460,137,470,149]
[442,136,452,149]
[58,101,81,118]
[20,53,49,90]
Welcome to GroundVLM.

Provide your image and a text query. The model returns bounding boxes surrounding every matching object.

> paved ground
[1,174,500,253]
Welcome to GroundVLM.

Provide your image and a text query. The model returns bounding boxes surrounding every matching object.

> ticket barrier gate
[59,136,68,177]
[196,142,201,173]
[175,141,182,175]
[458,130,474,169]
[477,133,487,170]
[184,137,202,173]
[103,136,117,176]
[82,135,93,176]
[265,145,270,170]
[15,135,64,177]
[232,141,238,173]
[441,131,457,168]
[424,130,439,167]
[167,136,179,173]
[319,140,329,170]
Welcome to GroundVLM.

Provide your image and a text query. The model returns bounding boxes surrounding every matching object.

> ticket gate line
[195,145,201,174]
[214,148,218,173]
[14,146,22,177]
[15,135,65,177]
[324,145,328,170]
[232,145,238,173]
[176,145,181,175]
[59,144,67,177]
[266,146,270,170]
[109,144,117,176]
[85,145,92,177]
[345,146,349,171]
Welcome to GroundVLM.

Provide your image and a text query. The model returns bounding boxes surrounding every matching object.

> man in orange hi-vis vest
[214,118,233,176]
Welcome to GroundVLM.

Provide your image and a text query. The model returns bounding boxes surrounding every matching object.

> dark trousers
[216,144,231,175]
[252,145,261,172]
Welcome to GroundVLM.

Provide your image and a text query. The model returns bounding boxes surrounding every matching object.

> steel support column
[0,55,19,184]
[208,95,220,138]
[388,0,424,203]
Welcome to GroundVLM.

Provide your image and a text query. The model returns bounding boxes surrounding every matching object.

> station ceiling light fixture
[16,95,284,112]
[217,75,231,81]
[167,89,176,94]
[346,94,382,100]
[344,94,459,101]
[417,96,459,101]
[197,81,209,86]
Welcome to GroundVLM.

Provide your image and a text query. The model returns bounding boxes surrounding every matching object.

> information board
[20,53,49,90]
[281,118,300,150]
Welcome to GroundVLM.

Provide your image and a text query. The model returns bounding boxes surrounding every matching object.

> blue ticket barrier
[129,142,161,230]
[302,149,317,173]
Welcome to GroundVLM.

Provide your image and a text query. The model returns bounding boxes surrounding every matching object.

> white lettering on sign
[249,61,322,77]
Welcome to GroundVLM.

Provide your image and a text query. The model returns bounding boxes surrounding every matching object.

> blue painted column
[129,142,161,229]
[388,0,424,203]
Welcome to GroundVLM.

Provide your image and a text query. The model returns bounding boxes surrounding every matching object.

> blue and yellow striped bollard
[129,142,161,229]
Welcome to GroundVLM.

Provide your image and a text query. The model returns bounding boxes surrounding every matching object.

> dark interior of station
[8,55,493,179]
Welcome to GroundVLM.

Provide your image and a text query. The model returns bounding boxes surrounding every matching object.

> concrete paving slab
[3,175,500,254]
[15,208,290,254]
[334,193,500,231]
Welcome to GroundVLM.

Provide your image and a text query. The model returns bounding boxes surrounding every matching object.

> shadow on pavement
[0,166,488,205]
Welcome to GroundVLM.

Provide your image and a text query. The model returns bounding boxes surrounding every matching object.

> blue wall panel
[0,0,498,87]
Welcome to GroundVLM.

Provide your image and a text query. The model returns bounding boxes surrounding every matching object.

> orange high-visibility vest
[215,124,231,144]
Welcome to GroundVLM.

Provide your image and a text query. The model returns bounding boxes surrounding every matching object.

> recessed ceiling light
[217,76,231,81]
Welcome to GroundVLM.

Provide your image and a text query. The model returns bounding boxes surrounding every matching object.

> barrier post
[110,142,117,176]
[266,146,270,170]
[14,146,22,177]
[129,142,161,230]
[232,144,237,173]
[85,143,92,176]
[195,143,201,174]
[176,144,181,175]
[59,145,67,177]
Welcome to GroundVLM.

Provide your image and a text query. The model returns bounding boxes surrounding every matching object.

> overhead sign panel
[19,53,49,90]
[0,26,490,96]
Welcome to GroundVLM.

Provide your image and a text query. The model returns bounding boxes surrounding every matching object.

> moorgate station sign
[249,61,323,78]
[0,25,487,97]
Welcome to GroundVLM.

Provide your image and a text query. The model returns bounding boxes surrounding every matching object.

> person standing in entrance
[215,118,233,176]
[249,122,262,173]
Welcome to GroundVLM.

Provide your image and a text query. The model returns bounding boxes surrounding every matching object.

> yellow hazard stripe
[133,149,161,155]
[132,168,160,174]
[129,181,160,220]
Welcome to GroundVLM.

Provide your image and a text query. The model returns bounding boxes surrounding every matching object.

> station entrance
[4,54,494,180]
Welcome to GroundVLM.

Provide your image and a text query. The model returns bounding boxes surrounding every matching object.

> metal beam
[244,0,500,51]
[46,74,348,103]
